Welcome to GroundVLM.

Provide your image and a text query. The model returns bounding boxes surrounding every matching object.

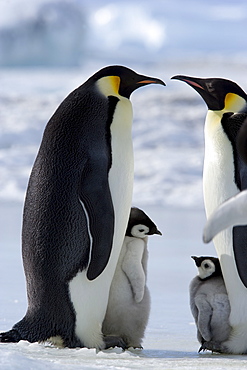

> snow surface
[1,0,247,368]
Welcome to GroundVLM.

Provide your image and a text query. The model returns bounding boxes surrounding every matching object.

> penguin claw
[198,345,204,353]
[0,329,22,343]
[199,340,225,353]
[103,335,127,350]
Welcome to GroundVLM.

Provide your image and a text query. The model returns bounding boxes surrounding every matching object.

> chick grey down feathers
[102,207,161,348]
[189,256,231,352]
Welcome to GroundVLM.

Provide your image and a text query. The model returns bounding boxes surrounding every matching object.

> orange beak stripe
[183,79,204,90]
[137,80,160,84]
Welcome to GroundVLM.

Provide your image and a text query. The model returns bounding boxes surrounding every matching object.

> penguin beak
[171,75,204,90]
[137,77,166,87]
[155,229,162,236]
[147,226,162,236]
[172,75,247,113]
[171,75,222,111]
[191,256,201,267]
[119,74,165,98]
[191,256,198,262]
[150,227,162,236]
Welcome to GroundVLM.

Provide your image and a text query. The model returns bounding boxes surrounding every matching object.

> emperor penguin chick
[102,207,162,349]
[190,256,231,353]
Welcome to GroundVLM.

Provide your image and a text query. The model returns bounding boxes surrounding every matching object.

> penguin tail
[0,329,22,343]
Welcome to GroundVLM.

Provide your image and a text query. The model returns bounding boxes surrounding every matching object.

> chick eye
[204,263,209,268]
[139,229,144,232]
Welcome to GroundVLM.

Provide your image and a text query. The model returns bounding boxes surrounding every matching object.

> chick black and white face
[131,224,149,238]
[198,259,216,279]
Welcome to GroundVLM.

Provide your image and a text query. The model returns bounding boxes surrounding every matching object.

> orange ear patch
[224,93,246,112]
[109,76,121,95]
[97,75,121,97]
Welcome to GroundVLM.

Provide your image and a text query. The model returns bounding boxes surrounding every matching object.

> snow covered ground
[1,0,247,368]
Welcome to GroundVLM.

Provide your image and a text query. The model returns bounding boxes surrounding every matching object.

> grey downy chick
[102,207,162,349]
[189,256,231,353]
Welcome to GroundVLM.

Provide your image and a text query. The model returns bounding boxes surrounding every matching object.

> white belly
[69,97,134,349]
[204,111,247,350]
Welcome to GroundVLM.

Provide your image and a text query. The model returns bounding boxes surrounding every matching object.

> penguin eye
[204,263,209,268]
[139,229,145,233]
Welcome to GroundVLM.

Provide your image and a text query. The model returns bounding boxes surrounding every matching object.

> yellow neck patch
[97,76,121,97]
[224,93,246,113]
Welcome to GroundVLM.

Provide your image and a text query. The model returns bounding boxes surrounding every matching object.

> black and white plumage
[190,256,231,353]
[0,66,165,349]
[172,75,247,354]
[203,115,247,242]
[102,207,162,349]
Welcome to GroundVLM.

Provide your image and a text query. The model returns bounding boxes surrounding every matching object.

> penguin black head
[171,75,247,112]
[191,256,222,280]
[126,207,162,238]
[86,65,165,99]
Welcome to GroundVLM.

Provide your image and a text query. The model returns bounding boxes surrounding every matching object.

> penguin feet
[103,335,127,350]
[0,329,22,343]
[199,340,227,353]
[129,345,143,350]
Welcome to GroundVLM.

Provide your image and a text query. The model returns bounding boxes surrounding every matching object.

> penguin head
[88,65,165,99]
[191,256,222,280]
[126,207,162,238]
[171,75,247,113]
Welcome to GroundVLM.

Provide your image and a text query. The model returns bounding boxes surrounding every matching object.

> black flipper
[233,124,247,288]
[222,113,247,288]
[237,117,247,165]
[79,160,114,281]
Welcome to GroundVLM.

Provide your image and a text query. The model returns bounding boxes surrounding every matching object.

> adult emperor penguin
[171,75,247,353]
[203,115,247,243]
[190,256,231,353]
[102,207,162,349]
[0,66,165,349]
